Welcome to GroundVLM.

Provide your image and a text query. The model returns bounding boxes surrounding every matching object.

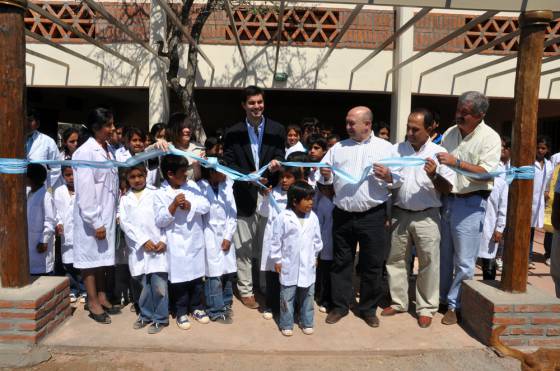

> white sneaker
[281,329,293,337]
[79,293,87,304]
[302,327,314,335]
[545,258,551,266]
[176,315,192,330]
[69,293,77,303]
[496,258,503,271]
[262,311,273,320]
[318,306,327,313]
[192,309,210,324]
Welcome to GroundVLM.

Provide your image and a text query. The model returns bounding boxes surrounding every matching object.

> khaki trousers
[386,207,441,317]
[233,214,262,297]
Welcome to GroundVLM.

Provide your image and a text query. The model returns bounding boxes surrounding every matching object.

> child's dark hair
[287,181,315,210]
[61,165,73,173]
[286,151,311,178]
[150,123,166,139]
[280,166,304,181]
[160,154,189,180]
[26,163,47,186]
[537,135,552,159]
[201,156,226,180]
[501,135,511,149]
[125,127,146,143]
[61,127,79,156]
[125,163,147,177]
[167,112,197,144]
[327,133,340,142]
[306,134,328,151]
[204,136,222,153]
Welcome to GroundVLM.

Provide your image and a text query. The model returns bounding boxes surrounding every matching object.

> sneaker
[545,258,551,266]
[211,314,233,324]
[318,306,327,313]
[262,310,273,320]
[495,258,503,271]
[225,305,234,317]
[302,327,314,335]
[176,315,191,330]
[148,322,167,334]
[79,293,87,304]
[69,293,77,304]
[529,261,536,270]
[133,318,151,330]
[192,309,210,324]
[281,329,293,337]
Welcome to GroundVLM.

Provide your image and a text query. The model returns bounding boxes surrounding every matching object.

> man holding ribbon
[319,106,401,328]
[436,91,501,325]
[223,86,285,309]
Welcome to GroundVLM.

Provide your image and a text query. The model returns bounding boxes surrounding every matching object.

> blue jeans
[135,273,169,324]
[279,284,315,330]
[440,195,486,310]
[63,263,85,296]
[170,277,204,318]
[205,273,236,319]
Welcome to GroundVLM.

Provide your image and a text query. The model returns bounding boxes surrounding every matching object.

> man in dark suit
[223,86,285,309]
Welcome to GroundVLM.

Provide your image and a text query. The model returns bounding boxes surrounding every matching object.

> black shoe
[88,311,111,324]
[211,314,233,324]
[362,314,380,328]
[102,304,122,315]
[133,318,151,330]
[148,322,168,334]
[326,311,347,324]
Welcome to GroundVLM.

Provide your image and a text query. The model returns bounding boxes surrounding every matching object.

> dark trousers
[331,204,387,317]
[265,271,280,314]
[170,277,204,318]
[315,259,332,307]
[480,258,496,280]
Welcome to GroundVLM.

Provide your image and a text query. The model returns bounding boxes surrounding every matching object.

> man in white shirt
[25,108,60,189]
[436,91,501,325]
[319,106,401,328]
[382,109,454,328]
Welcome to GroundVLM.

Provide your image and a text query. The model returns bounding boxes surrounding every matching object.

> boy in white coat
[478,176,508,280]
[270,181,323,337]
[54,166,85,302]
[258,167,303,320]
[120,164,168,334]
[154,155,210,330]
[26,164,57,275]
[199,158,237,324]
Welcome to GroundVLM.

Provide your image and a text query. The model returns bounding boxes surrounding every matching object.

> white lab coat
[53,184,75,264]
[269,209,323,287]
[72,137,119,269]
[199,180,238,277]
[119,186,167,276]
[532,159,552,228]
[316,195,334,261]
[26,131,61,189]
[479,177,508,259]
[154,180,210,283]
[285,141,306,159]
[27,185,56,274]
[257,186,288,271]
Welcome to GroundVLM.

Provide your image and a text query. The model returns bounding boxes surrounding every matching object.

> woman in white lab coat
[72,108,120,324]
[530,136,553,266]
[478,176,508,280]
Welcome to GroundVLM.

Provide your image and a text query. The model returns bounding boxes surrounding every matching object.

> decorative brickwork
[0,277,71,344]
[25,2,96,42]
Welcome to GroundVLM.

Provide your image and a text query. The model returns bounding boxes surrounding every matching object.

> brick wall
[0,277,71,344]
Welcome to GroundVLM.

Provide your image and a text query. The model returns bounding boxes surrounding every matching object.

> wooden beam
[0,0,30,288]
[501,10,553,293]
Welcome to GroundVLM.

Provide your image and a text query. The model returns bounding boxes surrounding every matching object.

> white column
[390,7,414,143]
[149,0,169,129]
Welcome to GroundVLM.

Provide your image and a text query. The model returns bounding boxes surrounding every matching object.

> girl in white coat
[154,155,210,330]
[119,164,169,334]
[270,181,323,337]
[258,166,303,320]
[72,108,120,324]
[26,164,56,275]
[530,136,553,267]
[199,159,237,323]
[478,176,508,280]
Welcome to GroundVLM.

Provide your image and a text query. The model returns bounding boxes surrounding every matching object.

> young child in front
[119,164,169,334]
[54,166,86,303]
[270,181,323,336]
[315,182,335,313]
[306,134,328,187]
[198,158,237,324]
[26,164,56,275]
[154,155,210,330]
[258,166,304,320]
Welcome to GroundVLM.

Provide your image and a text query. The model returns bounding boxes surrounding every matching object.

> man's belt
[450,190,491,199]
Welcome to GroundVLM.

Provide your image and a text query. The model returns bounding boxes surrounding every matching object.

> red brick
[493,316,528,325]
[0,322,12,330]
[55,300,69,315]
[15,311,55,331]
[0,333,36,343]
[0,301,14,309]
[500,337,527,346]
[528,338,560,346]
[509,327,545,336]
[15,289,55,309]
[0,310,35,320]
[493,305,513,313]
[532,317,560,325]
[55,278,70,294]
[549,304,560,312]
[547,328,560,336]
[515,304,553,313]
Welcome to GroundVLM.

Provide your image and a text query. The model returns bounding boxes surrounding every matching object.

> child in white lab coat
[26,164,56,275]
[54,166,85,303]
[270,181,323,336]
[315,183,335,313]
[119,164,169,334]
[478,176,508,280]
[199,158,237,324]
[258,166,304,320]
[154,154,210,330]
